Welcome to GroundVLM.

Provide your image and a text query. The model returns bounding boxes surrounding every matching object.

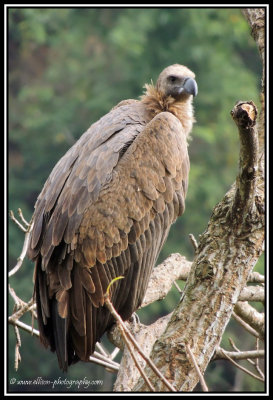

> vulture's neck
[141,84,195,137]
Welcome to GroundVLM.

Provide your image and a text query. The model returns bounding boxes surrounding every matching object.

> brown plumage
[28,64,197,371]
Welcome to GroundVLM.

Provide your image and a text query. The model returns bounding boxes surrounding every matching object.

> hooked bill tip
[183,77,198,97]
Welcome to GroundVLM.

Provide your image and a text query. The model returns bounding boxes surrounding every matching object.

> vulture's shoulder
[111,99,140,110]
[28,100,148,259]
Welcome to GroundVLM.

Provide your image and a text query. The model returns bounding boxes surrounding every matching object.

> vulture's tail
[34,258,72,372]
[50,298,68,371]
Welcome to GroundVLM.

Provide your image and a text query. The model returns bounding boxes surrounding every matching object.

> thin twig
[9,319,40,337]
[173,281,183,294]
[189,233,198,252]
[8,285,24,308]
[186,344,208,392]
[232,311,260,339]
[17,208,31,228]
[93,351,120,369]
[111,347,120,361]
[255,339,265,379]
[214,347,264,361]
[9,210,27,232]
[234,301,264,337]
[228,337,243,353]
[120,326,155,391]
[95,342,110,358]
[9,297,35,323]
[89,355,119,372]
[228,337,255,366]
[104,293,176,392]
[14,325,21,371]
[104,295,155,391]
[8,221,33,277]
[219,348,264,382]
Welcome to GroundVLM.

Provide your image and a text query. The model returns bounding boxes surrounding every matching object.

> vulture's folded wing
[29,104,189,369]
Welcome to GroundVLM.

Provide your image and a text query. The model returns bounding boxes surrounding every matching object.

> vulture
[28,64,198,371]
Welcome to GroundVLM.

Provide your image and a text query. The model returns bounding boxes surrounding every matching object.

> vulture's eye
[169,75,177,83]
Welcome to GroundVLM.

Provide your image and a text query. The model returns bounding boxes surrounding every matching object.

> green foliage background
[8,7,264,393]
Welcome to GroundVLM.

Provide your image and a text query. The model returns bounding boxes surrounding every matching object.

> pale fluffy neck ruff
[141,83,195,138]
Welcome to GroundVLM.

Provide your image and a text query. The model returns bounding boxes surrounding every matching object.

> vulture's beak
[180,77,198,97]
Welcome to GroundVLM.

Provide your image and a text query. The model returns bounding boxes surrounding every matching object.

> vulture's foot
[129,312,140,325]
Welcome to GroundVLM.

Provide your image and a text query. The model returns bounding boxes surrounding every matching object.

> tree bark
[242,8,265,152]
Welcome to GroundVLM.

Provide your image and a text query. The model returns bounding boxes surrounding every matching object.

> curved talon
[129,312,140,325]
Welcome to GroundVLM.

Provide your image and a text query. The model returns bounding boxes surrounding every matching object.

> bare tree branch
[214,348,264,361]
[228,335,265,382]
[254,338,265,380]
[13,324,21,371]
[141,253,192,307]
[9,210,28,233]
[239,285,264,302]
[88,355,119,372]
[232,312,261,339]
[230,101,259,217]
[9,319,40,337]
[248,271,264,283]
[142,253,264,307]
[234,301,264,337]
[218,348,264,383]
[9,210,33,277]
[242,8,265,155]
[17,208,31,228]
[88,346,121,373]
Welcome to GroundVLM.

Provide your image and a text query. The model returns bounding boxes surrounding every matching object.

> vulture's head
[156,64,198,100]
